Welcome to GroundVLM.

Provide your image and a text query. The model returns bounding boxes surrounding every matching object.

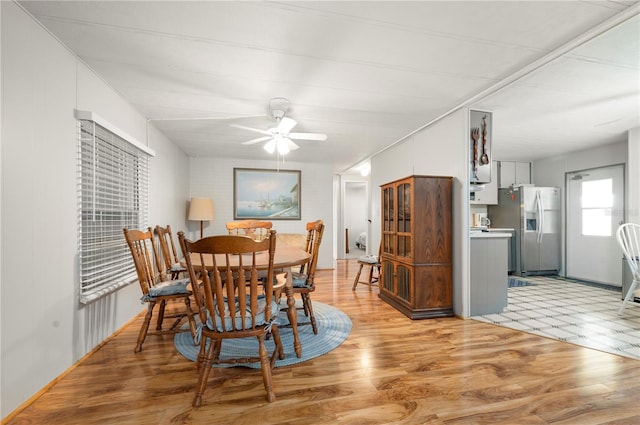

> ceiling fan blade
[229,123,271,136]
[277,117,297,134]
[242,136,272,145]
[283,138,299,151]
[288,132,327,141]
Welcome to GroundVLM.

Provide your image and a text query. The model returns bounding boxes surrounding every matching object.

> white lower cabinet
[470,234,510,316]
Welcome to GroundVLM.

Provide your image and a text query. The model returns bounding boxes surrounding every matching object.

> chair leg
[257,334,276,403]
[193,338,216,408]
[135,301,155,353]
[156,299,166,330]
[212,339,222,363]
[184,297,198,344]
[367,265,375,284]
[270,325,285,362]
[354,263,379,290]
[285,286,302,358]
[303,293,317,335]
[352,263,364,290]
[618,278,638,316]
[196,338,207,373]
[370,265,380,284]
[301,293,311,317]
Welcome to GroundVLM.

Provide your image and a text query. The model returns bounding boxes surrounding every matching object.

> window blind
[77,117,152,304]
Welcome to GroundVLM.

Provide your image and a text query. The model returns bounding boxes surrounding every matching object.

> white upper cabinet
[498,161,531,188]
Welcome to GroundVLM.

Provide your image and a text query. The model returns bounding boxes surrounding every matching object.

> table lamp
[188,197,214,238]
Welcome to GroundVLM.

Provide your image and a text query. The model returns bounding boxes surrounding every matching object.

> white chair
[616,223,640,316]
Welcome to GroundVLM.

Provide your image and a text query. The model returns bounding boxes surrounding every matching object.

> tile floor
[472,276,640,360]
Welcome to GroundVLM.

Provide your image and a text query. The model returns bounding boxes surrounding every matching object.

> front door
[566,164,624,286]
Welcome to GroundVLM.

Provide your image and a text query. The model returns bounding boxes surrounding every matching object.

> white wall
[147,121,191,233]
[532,140,627,275]
[532,141,627,188]
[370,109,470,317]
[1,3,189,417]
[189,157,334,269]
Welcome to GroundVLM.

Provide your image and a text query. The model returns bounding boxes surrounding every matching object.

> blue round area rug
[174,301,352,368]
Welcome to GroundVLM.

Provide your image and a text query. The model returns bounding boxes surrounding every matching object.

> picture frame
[233,168,301,220]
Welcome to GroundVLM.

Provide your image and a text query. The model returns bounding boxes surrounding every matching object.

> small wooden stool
[352,254,381,290]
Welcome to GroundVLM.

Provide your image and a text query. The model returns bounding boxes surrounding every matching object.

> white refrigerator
[488,186,561,276]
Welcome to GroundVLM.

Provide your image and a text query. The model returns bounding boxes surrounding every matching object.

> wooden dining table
[182,246,311,358]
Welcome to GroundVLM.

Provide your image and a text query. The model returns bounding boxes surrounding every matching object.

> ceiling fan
[230,97,327,155]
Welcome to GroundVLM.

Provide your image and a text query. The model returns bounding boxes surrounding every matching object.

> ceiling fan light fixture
[277,139,290,155]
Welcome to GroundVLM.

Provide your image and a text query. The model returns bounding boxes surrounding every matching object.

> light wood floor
[6,260,639,424]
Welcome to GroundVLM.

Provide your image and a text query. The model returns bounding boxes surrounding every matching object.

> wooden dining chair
[178,229,285,405]
[155,224,187,279]
[226,220,273,241]
[226,220,274,283]
[352,242,382,290]
[123,227,197,353]
[283,220,324,334]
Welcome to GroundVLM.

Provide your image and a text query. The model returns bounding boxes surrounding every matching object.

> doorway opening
[343,181,368,259]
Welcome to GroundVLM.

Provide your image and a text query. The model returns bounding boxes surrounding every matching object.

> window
[582,178,613,237]
[77,111,154,303]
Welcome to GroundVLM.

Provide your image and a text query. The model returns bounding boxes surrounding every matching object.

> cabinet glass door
[398,183,411,232]
[397,183,412,259]
[382,186,395,255]
[383,187,392,231]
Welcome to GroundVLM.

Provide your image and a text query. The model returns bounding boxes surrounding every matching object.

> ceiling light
[359,163,370,176]
[277,138,290,155]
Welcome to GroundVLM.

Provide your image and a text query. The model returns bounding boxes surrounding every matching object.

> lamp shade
[188,197,214,221]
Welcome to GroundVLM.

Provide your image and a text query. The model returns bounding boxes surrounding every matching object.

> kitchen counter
[470,231,512,238]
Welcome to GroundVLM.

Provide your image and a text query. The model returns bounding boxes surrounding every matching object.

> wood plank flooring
[5,260,639,424]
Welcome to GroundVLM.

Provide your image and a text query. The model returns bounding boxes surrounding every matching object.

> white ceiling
[19,1,640,173]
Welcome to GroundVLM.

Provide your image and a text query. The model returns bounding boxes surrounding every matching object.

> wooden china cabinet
[379,175,453,319]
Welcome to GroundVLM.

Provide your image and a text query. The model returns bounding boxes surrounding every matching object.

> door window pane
[582,179,612,236]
